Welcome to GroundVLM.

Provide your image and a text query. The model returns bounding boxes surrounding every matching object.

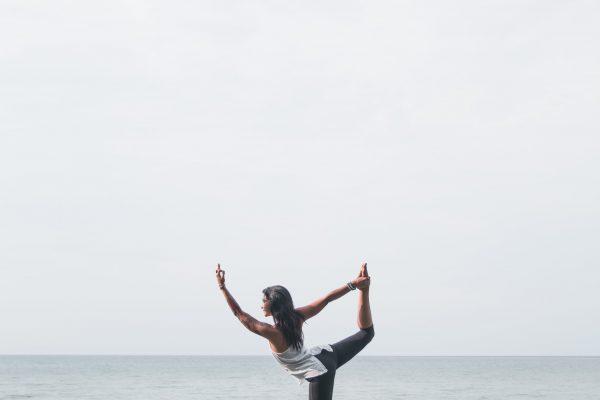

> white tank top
[271,342,334,384]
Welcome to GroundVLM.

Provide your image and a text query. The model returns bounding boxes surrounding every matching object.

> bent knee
[360,325,375,343]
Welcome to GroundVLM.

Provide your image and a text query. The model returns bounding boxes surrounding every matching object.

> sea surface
[1,356,599,400]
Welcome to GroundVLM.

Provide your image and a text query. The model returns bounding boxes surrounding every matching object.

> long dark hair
[262,285,306,351]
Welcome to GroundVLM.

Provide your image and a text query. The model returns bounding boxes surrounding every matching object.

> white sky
[1,0,599,356]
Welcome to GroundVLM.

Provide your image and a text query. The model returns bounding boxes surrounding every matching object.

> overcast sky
[1,0,599,356]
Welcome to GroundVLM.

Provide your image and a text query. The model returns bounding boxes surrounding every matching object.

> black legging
[305,325,375,400]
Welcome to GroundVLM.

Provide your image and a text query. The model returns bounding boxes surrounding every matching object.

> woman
[215,262,374,400]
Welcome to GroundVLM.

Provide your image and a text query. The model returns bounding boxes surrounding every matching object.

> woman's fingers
[355,275,371,289]
[216,264,225,285]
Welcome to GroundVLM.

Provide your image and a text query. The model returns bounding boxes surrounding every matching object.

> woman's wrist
[219,284,226,290]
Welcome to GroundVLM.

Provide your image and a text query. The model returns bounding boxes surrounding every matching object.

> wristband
[347,281,356,290]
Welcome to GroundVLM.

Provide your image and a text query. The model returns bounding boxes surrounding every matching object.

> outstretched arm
[215,264,280,342]
[296,275,370,320]
[220,286,264,332]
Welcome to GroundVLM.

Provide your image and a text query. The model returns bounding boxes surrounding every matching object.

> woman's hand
[352,262,371,290]
[216,263,226,289]
[352,276,371,290]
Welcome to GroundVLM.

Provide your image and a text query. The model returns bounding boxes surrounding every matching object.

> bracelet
[347,281,356,291]
[219,284,225,290]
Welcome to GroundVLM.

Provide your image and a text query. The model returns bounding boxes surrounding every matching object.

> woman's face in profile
[261,296,272,317]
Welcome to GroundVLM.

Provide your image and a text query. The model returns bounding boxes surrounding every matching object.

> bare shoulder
[237,312,288,350]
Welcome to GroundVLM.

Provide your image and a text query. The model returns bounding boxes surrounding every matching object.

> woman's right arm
[296,280,361,320]
[216,264,281,342]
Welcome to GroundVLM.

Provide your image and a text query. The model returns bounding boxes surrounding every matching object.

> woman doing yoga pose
[215,262,374,400]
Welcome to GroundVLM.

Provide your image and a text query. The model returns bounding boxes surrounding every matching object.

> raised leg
[357,263,372,329]
[330,325,374,369]
[328,263,375,370]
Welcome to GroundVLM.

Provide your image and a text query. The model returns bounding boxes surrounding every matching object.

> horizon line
[1,354,599,358]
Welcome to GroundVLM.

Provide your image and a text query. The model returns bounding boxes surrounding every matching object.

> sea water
[1,356,599,399]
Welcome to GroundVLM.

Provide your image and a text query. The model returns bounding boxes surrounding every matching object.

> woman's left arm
[215,264,279,341]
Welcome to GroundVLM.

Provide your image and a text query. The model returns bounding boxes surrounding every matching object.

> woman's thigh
[330,325,375,369]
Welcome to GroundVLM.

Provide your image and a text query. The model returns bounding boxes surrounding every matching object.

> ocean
[1,356,599,399]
